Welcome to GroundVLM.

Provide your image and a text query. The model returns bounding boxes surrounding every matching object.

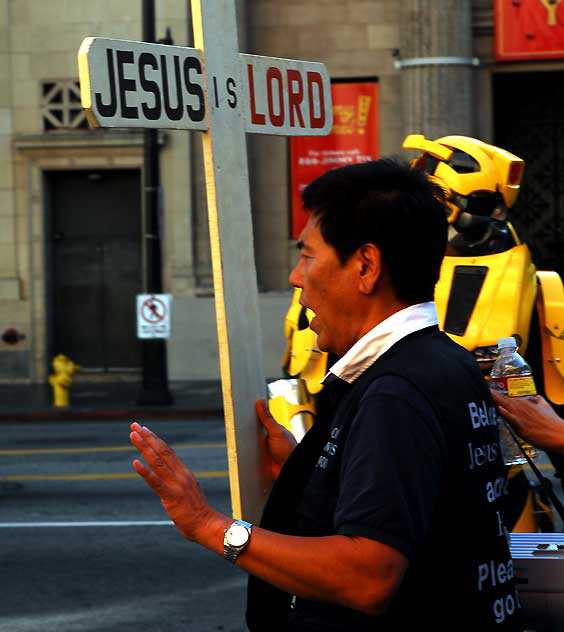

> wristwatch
[223,519,253,563]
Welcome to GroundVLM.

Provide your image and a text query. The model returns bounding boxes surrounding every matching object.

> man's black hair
[301,159,449,304]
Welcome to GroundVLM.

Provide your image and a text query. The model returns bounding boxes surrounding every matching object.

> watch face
[227,524,249,547]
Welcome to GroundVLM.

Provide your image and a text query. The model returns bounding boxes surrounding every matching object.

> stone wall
[1,0,193,381]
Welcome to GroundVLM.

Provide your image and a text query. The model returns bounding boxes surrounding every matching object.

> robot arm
[536,272,564,405]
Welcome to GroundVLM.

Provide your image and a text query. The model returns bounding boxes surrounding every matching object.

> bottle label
[491,375,537,397]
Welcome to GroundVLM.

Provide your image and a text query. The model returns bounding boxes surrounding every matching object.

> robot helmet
[403,134,525,220]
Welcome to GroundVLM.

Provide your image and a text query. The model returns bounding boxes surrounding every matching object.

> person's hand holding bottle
[491,390,564,455]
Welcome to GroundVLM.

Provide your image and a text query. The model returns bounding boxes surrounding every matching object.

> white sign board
[240,53,331,135]
[136,294,172,339]
[78,38,207,131]
[78,37,332,135]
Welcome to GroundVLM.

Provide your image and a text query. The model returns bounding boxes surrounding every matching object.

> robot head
[402,134,525,222]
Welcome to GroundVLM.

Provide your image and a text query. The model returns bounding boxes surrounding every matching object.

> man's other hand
[491,391,564,456]
[256,398,297,480]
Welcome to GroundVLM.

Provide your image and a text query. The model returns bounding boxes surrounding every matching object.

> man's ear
[357,243,381,294]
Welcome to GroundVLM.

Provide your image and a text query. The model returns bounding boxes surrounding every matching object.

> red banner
[495,0,564,61]
[290,80,379,239]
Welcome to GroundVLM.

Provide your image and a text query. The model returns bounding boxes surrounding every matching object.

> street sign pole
[137,0,173,406]
[78,2,332,521]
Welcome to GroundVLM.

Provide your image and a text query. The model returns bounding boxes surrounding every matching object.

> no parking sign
[136,294,172,339]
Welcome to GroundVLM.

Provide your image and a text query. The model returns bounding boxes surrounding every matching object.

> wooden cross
[78,0,332,522]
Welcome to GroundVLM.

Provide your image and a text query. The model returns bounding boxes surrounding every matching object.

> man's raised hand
[129,422,220,542]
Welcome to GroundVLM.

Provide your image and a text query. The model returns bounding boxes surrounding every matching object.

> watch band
[223,519,253,563]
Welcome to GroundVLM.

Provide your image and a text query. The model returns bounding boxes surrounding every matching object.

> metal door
[46,169,142,371]
[494,71,564,278]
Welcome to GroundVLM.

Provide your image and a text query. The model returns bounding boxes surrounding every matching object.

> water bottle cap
[497,337,517,350]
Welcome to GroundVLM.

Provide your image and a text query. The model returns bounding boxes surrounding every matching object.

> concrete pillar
[399,0,475,140]
[0,0,17,285]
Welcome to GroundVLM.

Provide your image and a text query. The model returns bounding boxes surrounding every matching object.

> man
[130,159,519,631]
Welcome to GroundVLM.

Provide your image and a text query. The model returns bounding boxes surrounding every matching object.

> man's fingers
[255,398,279,431]
[132,457,165,492]
[255,397,268,418]
[534,394,553,411]
[132,457,148,476]
[490,390,507,405]
[496,404,514,422]
[130,424,183,473]
[130,434,177,488]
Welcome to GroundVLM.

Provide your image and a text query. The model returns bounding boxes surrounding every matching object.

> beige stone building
[1,0,563,383]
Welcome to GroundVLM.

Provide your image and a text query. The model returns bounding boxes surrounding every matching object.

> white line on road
[0,520,175,528]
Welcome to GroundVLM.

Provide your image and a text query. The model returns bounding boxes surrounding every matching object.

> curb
[0,407,224,422]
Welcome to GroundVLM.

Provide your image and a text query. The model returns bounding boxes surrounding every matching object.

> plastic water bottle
[490,337,537,465]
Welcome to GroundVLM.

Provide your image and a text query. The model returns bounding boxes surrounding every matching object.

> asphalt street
[0,418,248,632]
[2,417,563,632]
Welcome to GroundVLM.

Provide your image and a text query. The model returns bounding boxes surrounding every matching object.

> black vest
[247,327,520,631]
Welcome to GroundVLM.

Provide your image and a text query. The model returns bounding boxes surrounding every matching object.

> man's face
[289,216,361,357]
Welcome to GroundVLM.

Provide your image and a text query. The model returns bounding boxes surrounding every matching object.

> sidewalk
[0,380,224,421]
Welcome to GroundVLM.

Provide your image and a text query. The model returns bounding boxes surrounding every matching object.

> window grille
[41,80,89,131]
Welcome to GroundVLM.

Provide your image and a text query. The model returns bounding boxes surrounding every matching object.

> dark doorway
[494,71,564,279]
[46,169,142,372]
[495,72,564,484]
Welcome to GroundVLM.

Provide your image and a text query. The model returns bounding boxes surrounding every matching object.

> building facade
[1,0,563,383]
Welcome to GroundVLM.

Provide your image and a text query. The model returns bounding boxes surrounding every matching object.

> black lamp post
[137,0,173,405]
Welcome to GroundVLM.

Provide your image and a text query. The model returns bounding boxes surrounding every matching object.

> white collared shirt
[323,301,439,384]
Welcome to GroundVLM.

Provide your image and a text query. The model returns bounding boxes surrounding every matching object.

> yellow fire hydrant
[49,354,80,407]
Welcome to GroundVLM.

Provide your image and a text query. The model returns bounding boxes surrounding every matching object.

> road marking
[0,443,225,456]
[0,520,174,528]
[0,470,228,481]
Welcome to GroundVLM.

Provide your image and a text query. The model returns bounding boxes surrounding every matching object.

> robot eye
[464,192,499,216]
[447,149,480,174]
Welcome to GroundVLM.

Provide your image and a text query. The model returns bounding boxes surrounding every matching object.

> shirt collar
[324,301,439,384]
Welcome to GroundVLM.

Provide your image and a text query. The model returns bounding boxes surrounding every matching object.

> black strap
[501,417,564,522]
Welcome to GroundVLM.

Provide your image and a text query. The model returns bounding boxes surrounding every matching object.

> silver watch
[223,519,253,563]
